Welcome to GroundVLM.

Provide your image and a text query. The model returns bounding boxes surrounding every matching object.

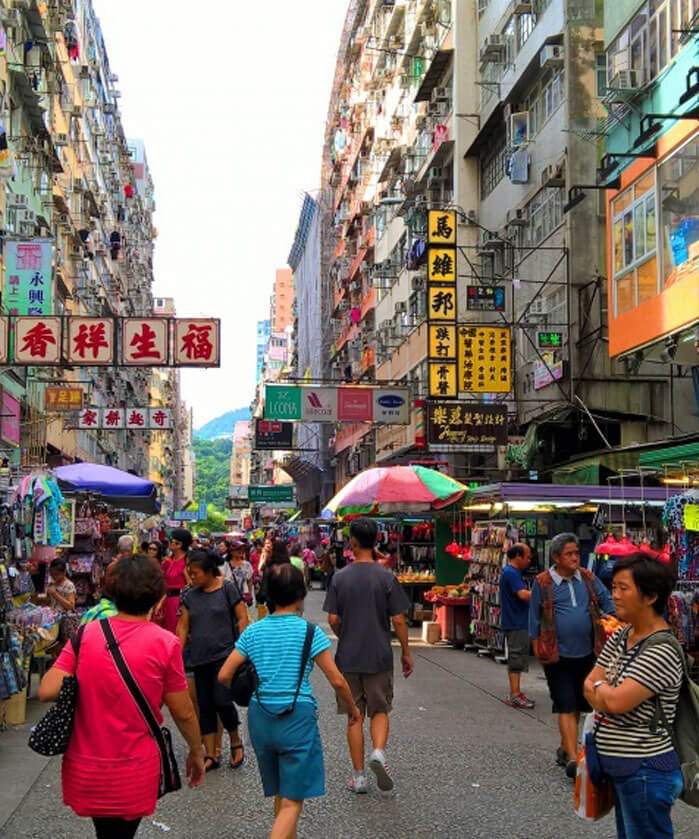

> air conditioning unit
[432,86,450,102]
[394,301,407,315]
[480,34,505,63]
[541,162,565,187]
[70,244,84,258]
[411,276,425,291]
[513,1,533,13]
[540,45,564,68]
[103,103,115,115]
[481,229,503,249]
[54,133,68,147]
[71,104,82,117]
[506,207,529,226]
[608,69,645,90]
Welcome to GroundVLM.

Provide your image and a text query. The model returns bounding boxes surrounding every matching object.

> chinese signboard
[3,240,52,316]
[248,485,295,503]
[534,355,564,390]
[77,407,172,430]
[254,419,294,451]
[466,286,505,312]
[14,317,61,364]
[173,319,220,366]
[427,402,508,452]
[457,325,511,393]
[121,318,169,366]
[175,510,199,521]
[67,317,115,365]
[45,387,83,411]
[427,210,458,399]
[538,331,563,348]
[263,385,410,424]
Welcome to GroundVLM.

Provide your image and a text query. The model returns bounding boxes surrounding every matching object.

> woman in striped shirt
[584,553,683,839]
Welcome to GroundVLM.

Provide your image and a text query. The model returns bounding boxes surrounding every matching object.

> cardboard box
[422,621,442,644]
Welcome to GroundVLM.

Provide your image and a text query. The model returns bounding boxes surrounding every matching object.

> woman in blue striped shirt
[219,563,360,839]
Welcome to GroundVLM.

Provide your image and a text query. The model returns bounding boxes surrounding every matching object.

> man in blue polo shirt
[500,543,534,708]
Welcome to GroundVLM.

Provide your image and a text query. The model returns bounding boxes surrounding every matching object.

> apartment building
[255,319,271,380]
[271,268,294,332]
[0,1,186,490]
[230,420,252,488]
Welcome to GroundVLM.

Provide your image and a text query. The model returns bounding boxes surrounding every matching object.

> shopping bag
[574,743,614,821]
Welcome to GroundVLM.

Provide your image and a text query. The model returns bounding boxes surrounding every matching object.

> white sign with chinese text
[121,318,169,365]
[149,407,172,429]
[78,408,101,429]
[67,317,115,365]
[126,408,148,429]
[102,408,125,429]
[173,318,220,366]
[14,317,61,364]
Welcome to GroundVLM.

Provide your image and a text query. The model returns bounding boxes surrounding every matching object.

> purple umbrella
[56,463,158,513]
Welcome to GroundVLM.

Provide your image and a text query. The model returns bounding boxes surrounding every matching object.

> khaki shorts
[337,671,394,718]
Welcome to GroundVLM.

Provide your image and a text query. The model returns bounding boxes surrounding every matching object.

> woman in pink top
[161,527,192,633]
[38,555,205,839]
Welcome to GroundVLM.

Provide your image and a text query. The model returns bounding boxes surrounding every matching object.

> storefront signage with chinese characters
[427,402,508,452]
[457,325,511,393]
[466,286,505,312]
[538,331,564,348]
[248,485,295,504]
[3,240,53,316]
[77,407,172,430]
[533,355,564,390]
[45,387,83,411]
[263,385,410,424]
[254,419,294,450]
[427,210,458,399]
[0,317,221,367]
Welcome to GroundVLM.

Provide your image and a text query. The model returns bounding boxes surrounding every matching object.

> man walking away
[323,517,413,795]
[500,543,535,709]
[529,532,614,779]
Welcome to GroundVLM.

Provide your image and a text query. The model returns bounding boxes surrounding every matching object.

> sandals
[229,743,244,769]
[204,755,220,772]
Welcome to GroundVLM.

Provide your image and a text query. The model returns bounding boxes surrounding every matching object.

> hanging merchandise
[63,20,80,61]
[663,491,699,580]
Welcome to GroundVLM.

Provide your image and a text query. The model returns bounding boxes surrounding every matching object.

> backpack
[643,632,699,808]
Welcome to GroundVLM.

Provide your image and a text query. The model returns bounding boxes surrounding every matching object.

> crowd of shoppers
[36,520,689,838]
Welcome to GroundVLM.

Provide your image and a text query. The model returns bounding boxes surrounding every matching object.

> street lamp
[563,179,621,214]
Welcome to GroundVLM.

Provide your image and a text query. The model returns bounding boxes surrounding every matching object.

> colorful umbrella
[323,465,468,518]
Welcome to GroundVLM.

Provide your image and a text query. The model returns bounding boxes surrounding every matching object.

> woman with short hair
[161,528,192,633]
[584,553,684,839]
[38,555,205,839]
[219,564,360,839]
[176,549,249,771]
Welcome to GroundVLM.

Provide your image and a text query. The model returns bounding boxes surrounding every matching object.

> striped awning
[639,442,699,468]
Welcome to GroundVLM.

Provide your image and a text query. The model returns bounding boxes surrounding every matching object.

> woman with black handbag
[219,563,360,839]
[176,549,249,771]
[37,554,205,839]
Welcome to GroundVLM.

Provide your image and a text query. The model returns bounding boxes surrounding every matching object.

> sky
[92,0,349,429]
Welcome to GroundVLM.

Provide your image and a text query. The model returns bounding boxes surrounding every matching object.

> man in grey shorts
[323,517,413,794]
[500,543,535,709]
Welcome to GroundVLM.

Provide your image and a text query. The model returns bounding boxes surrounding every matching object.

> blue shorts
[248,700,325,800]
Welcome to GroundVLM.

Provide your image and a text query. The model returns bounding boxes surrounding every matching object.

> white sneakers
[348,771,368,794]
[368,749,394,792]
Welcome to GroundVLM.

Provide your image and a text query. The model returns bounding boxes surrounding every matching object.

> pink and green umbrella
[323,465,468,518]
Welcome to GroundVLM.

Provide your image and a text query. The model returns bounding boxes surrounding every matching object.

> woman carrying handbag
[37,555,205,839]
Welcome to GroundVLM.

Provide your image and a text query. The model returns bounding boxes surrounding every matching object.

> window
[612,169,657,315]
[657,135,699,289]
[525,188,563,246]
[480,134,507,199]
[522,69,565,139]
[595,53,607,96]
[517,13,536,51]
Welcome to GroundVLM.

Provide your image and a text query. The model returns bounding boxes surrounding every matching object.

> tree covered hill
[192,437,232,509]
[194,407,251,440]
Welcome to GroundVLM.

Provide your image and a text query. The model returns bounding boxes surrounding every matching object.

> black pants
[193,658,240,735]
[92,817,141,839]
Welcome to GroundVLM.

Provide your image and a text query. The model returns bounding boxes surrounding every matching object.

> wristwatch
[593,680,606,690]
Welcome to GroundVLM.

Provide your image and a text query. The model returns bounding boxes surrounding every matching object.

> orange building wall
[272,268,294,333]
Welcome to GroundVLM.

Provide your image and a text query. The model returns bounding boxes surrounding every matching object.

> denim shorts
[248,700,325,801]
[611,765,684,839]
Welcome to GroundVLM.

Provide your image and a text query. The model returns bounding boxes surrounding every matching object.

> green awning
[639,442,699,468]
[551,449,642,485]
[552,463,602,485]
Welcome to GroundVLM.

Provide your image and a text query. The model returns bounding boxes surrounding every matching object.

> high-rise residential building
[230,420,252,489]
[256,319,271,381]
[271,268,294,332]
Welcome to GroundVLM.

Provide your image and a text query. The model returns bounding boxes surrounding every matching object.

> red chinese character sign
[78,408,100,429]
[126,408,147,429]
[121,319,169,366]
[67,317,114,365]
[173,319,220,367]
[149,408,171,429]
[14,317,61,364]
[102,408,125,429]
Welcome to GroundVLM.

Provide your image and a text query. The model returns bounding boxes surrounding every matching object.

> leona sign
[264,385,410,424]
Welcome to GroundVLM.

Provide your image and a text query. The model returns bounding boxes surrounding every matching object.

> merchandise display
[466,521,513,652]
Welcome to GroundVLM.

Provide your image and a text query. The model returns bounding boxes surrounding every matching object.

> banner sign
[77,407,172,430]
[534,355,564,390]
[254,419,294,450]
[263,385,410,424]
[175,510,199,521]
[427,402,508,452]
[45,386,83,411]
[466,286,505,311]
[2,316,221,367]
[427,210,458,399]
[3,240,53,316]
[457,325,511,393]
[248,485,295,503]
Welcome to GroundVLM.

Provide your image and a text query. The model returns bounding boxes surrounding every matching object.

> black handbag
[28,625,85,756]
[231,621,314,716]
[100,619,181,798]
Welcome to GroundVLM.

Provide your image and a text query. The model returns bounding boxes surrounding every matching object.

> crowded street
[1,589,697,839]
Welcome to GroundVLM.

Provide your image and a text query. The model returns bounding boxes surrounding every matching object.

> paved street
[2,591,697,839]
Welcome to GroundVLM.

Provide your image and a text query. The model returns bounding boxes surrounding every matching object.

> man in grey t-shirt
[323,518,412,795]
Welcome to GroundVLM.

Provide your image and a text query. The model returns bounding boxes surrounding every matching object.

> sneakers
[505,693,536,709]
[348,772,368,794]
[369,749,394,792]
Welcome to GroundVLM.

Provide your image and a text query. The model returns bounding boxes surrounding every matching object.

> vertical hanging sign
[3,240,53,316]
[427,210,458,398]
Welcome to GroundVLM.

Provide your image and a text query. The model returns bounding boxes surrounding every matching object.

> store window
[658,135,699,289]
[612,169,657,314]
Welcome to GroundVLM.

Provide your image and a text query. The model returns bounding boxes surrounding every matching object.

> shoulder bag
[28,625,85,756]
[99,619,181,798]
[231,621,314,717]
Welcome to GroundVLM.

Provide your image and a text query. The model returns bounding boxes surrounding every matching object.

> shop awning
[552,450,642,484]
[639,442,699,468]
[468,482,681,504]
